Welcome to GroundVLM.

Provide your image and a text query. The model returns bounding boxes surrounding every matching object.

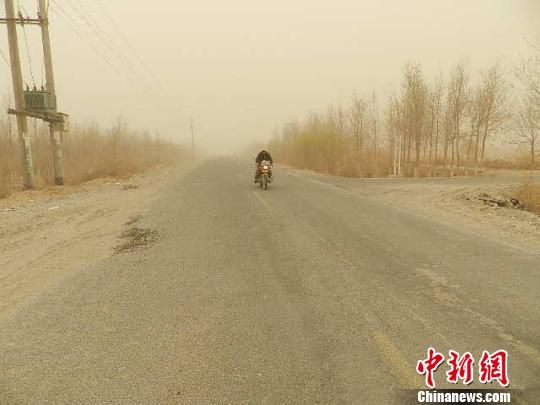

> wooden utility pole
[39,0,64,185]
[4,0,35,189]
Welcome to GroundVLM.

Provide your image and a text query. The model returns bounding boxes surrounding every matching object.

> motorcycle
[257,160,273,190]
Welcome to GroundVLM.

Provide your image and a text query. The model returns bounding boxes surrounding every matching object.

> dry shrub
[268,128,394,178]
[517,183,540,214]
[0,180,9,199]
[0,120,184,197]
[483,158,538,171]
[0,129,19,197]
[61,124,181,184]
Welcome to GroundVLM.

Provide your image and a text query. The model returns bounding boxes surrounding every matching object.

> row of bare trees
[387,61,510,176]
[515,43,540,166]
[270,52,539,177]
[0,118,183,196]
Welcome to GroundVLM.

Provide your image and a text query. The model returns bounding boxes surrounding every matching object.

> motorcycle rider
[254,149,273,182]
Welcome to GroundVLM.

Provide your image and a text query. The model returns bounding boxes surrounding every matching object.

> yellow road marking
[316,231,423,388]
[370,330,423,389]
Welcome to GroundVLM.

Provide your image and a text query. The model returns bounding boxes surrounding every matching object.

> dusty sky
[1,0,539,152]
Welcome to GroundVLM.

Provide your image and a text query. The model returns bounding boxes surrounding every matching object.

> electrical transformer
[24,90,57,112]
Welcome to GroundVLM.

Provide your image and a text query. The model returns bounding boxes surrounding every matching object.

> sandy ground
[0,166,181,318]
[359,177,540,253]
[1,166,538,320]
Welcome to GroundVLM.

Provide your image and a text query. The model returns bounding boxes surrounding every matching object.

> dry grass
[517,183,540,214]
[483,158,539,171]
[0,180,9,199]
[0,120,184,198]
[269,132,392,178]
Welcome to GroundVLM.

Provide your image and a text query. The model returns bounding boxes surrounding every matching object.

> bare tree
[427,76,444,175]
[447,62,469,174]
[441,92,453,170]
[349,94,367,158]
[515,97,539,167]
[385,95,401,175]
[515,39,540,167]
[402,62,427,176]
[337,104,345,137]
[478,63,509,163]
[369,91,379,164]
[517,40,540,106]
[467,86,484,174]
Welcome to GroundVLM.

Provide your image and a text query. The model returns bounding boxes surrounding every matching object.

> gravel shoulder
[0,165,184,318]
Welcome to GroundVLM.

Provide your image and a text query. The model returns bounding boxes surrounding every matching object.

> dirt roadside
[0,165,183,319]
[351,175,540,254]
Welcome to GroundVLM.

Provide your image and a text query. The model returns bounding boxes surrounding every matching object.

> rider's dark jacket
[255,150,273,165]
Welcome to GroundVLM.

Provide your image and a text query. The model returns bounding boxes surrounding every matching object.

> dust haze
[1,0,538,153]
[3,2,540,402]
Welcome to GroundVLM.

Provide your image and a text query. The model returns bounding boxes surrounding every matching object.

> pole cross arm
[0,17,41,25]
[8,108,68,123]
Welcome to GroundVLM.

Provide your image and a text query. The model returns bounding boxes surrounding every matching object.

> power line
[49,0,125,77]
[20,22,37,87]
[15,1,37,87]
[63,0,143,84]
[72,0,131,63]
[69,0,133,65]
[91,0,163,90]
[18,3,30,17]
[49,0,166,96]
[13,0,180,121]
[0,47,10,67]
[51,0,164,95]
[50,1,123,70]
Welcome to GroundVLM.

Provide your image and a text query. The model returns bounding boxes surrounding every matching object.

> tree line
[0,118,183,197]
[269,50,539,178]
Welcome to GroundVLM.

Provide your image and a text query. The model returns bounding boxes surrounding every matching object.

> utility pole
[4,0,35,189]
[38,0,64,185]
[190,117,195,160]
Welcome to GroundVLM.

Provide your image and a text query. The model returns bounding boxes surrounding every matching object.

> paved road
[1,158,539,404]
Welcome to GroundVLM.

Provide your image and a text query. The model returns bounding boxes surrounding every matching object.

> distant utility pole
[190,117,195,160]
[38,0,64,185]
[4,0,35,189]
[1,0,68,188]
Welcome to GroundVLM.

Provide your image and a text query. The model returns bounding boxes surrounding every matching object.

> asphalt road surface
[1,158,539,404]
